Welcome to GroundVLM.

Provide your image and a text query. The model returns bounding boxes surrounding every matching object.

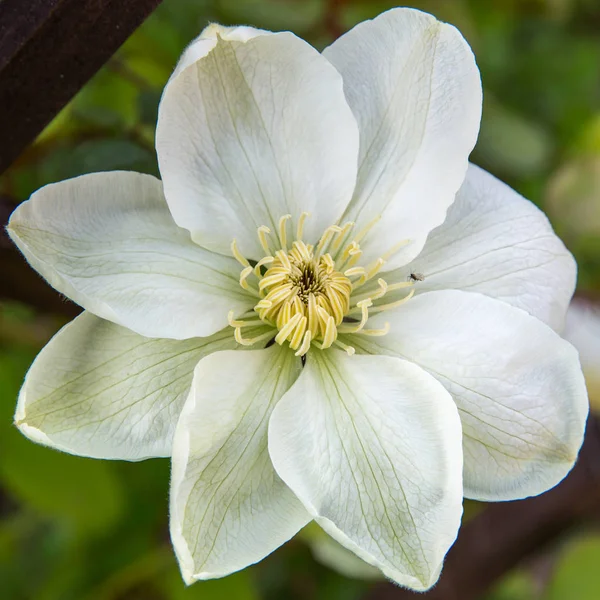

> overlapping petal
[268,351,463,590]
[323,7,482,269]
[15,313,259,460]
[393,164,576,332]
[349,290,589,501]
[7,172,252,339]
[157,31,359,258]
[171,24,270,81]
[170,346,309,582]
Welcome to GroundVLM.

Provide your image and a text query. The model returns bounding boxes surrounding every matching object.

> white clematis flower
[7,8,588,591]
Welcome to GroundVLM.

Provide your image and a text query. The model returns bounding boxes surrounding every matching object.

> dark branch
[366,416,600,600]
[0,0,162,173]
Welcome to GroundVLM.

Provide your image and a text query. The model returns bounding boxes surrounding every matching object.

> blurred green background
[1,1,600,599]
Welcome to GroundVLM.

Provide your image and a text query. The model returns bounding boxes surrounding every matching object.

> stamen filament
[275,313,303,345]
[254,256,274,277]
[333,339,356,355]
[353,216,381,244]
[296,212,311,241]
[315,225,342,257]
[368,289,415,313]
[239,266,260,296]
[234,328,274,347]
[231,239,249,267]
[338,299,371,334]
[228,311,263,328]
[331,221,355,251]
[257,226,272,254]
[354,322,390,337]
[295,330,312,357]
[231,214,417,356]
[278,214,292,250]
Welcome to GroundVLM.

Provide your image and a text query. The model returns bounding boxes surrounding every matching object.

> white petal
[14,312,253,460]
[170,346,309,582]
[7,172,253,339]
[268,351,463,591]
[171,24,271,80]
[157,32,359,258]
[394,164,576,332]
[324,7,481,269]
[351,290,589,501]
[564,299,600,402]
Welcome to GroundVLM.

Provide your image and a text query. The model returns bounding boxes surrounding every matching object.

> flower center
[229,213,417,357]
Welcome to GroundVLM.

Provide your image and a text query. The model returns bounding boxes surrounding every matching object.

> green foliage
[1,0,599,599]
[546,536,600,600]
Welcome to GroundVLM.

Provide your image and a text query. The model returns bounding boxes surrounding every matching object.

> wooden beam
[0,0,162,173]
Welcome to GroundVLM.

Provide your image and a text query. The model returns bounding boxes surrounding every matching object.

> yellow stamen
[338,299,372,334]
[332,221,355,251]
[231,239,249,267]
[254,256,274,277]
[353,216,381,244]
[234,328,274,347]
[295,330,312,357]
[333,339,356,355]
[230,215,418,356]
[354,322,391,337]
[296,212,311,241]
[239,266,260,296]
[367,289,415,314]
[278,214,292,250]
[257,225,272,254]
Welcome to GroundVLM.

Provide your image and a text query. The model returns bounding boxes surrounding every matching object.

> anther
[296,212,311,241]
[321,315,337,349]
[315,225,342,257]
[274,249,291,271]
[235,328,275,347]
[231,239,250,267]
[338,299,372,334]
[275,313,303,345]
[344,266,367,278]
[254,256,274,277]
[333,339,356,356]
[239,266,260,296]
[356,322,391,337]
[332,221,355,251]
[295,330,312,357]
[278,214,292,250]
[257,225,272,254]
[368,289,415,314]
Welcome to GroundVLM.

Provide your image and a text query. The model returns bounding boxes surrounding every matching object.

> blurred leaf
[161,568,259,600]
[217,0,324,34]
[61,139,157,176]
[72,68,139,129]
[139,90,163,126]
[545,536,600,600]
[0,348,125,537]
[545,156,600,241]
[0,439,125,537]
[485,568,536,600]
[474,96,554,179]
[574,114,600,155]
